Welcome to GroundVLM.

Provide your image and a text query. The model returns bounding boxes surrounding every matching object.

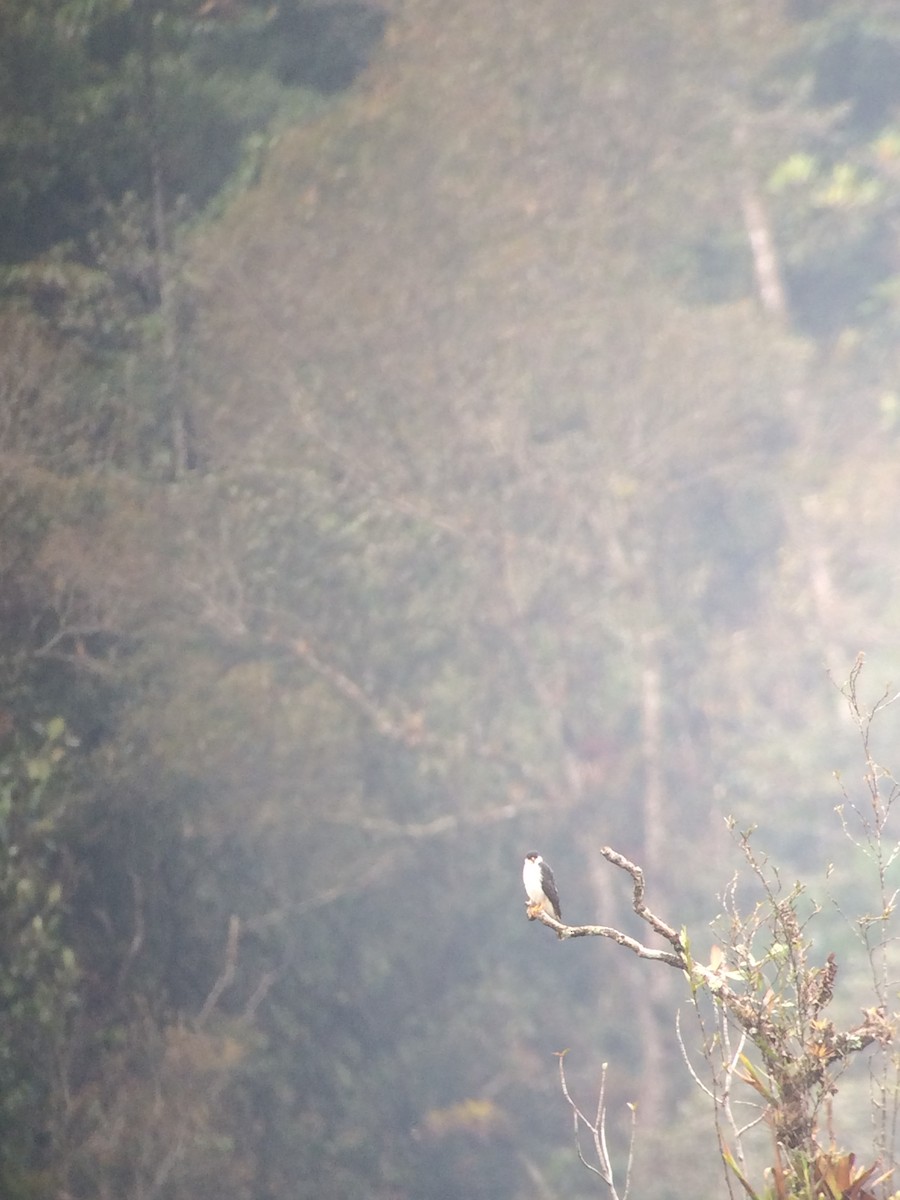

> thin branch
[244,849,402,933]
[145,1136,185,1200]
[526,845,686,968]
[557,1053,636,1200]
[599,845,684,950]
[297,407,472,542]
[529,906,685,966]
[242,969,278,1022]
[115,870,145,995]
[675,1007,716,1102]
[325,804,531,839]
[558,1054,613,1186]
[280,628,559,797]
[287,635,409,740]
[197,915,240,1028]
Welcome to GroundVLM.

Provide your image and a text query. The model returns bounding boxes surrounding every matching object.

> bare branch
[525,844,686,968]
[326,804,530,839]
[557,1053,635,1200]
[115,870,145,995]
[279,628,560,799]
[599,845,684,950]
[528,906,685,966]
[675,1007,716,1102]
[288,635,408,740]
[242,970,279,1022]
[244,848,402,933]
[197,915,240,1028]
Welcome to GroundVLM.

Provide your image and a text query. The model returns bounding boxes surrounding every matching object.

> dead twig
[557,1052,636,1200]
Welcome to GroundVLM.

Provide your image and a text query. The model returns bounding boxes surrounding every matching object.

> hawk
[523,852,562,925]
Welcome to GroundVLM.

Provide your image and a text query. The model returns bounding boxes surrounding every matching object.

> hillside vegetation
[3,2,900,1198]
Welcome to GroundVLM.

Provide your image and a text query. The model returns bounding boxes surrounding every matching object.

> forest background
[3,1,900,1197]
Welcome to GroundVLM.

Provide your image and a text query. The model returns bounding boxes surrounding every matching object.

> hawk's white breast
[523,855,544,905]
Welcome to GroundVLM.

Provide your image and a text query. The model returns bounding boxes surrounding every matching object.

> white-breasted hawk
[523,852,562,923]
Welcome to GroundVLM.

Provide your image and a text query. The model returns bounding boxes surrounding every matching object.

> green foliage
[0,0,368,262]
[0,718,78,1195]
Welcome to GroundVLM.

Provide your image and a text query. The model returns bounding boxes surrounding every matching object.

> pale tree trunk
[137,0,190,478]
[733,120,849,666]
[635,631,667,1130]
[717,0,790,328]
[738,167,790,323]
[728,113,790,327]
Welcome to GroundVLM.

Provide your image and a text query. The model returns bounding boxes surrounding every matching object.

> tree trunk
[136,0,189,479]
[635,633,667,1129]
[733,123,790,324]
